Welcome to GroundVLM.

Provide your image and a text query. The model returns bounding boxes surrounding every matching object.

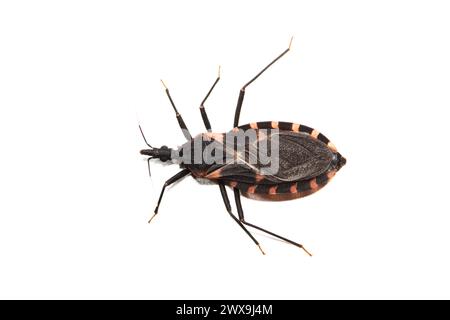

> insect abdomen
[227,169,337,201]
[237,121,338,152]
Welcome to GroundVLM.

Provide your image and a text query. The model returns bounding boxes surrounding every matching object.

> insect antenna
[139,125,154,178]
[138,125,153,149]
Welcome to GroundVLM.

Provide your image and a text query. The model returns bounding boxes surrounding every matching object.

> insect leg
[233,188,312,256]
[149,169,191,223]
[146,157,153,177]
[219,184,265,255]
[233,37,293,127]
[199,66,221,132]
[160,80,192,140]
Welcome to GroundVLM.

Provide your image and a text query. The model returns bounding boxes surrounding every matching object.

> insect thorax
[174,129,283,177]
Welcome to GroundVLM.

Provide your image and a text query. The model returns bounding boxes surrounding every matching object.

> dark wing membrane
[271,131,334,181]
[205,130,334,184]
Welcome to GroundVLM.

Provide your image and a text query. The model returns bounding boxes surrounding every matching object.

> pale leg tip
[289,36,294,50]
[160,79,168,90]
[301,246,312,257]
[148,212,157,224]
[257,244,266,255]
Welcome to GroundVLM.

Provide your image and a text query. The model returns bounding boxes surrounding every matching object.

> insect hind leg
[219,184,265,255]
[233,37,293,128]
[233,188,312,256]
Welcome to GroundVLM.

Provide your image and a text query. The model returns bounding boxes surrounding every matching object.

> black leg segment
[233,188,312,256]
[219,184,265,255]
[149,169,191,223]
[199,66,221,132]
[233,37,293,128]
[161,80,192,141]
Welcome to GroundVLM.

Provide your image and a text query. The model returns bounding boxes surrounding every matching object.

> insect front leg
[148,169,191,223]
[233,37,293,127]
[160,80,192,140]
[233,188,312,256]
[219,184,265,255]
[199,66,221,132]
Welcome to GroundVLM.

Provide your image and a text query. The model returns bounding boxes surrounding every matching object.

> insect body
[140,39,346,255]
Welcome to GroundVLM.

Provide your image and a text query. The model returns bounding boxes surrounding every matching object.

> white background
[1,1,449,299]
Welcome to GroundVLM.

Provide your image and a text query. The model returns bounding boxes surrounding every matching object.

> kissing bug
[139,38,346,255]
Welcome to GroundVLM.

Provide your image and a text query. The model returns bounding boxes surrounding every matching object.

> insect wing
[205,129,334,183]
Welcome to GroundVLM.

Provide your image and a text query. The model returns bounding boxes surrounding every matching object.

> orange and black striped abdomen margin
[237,121,338,152]
[227,169,337,201]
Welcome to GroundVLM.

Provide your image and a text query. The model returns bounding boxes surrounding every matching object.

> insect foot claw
[300,245,312,257]
[257,244,266,255]
[160,79,168,90]
[148,212,157,224]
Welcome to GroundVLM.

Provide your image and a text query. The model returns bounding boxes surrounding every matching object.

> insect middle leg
[233,37,293,127]
[148,169,191,223]
[219,184,265,255]
[233,188,312,256]
[199,66,221,132]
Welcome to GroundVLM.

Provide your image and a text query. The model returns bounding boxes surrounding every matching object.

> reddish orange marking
[205,168,222,179]
[271,121,279,129]
[255,174,265,182]
[232,127,239,133]
[242,189,317,201]
[250,123,258,129]
[269,186,277,195]
[311,129,320,139]
[310,178,319,190]
[248,185,257,193]
[205,132,224,143]
[292,123,300,132]
[290,183,298,193]
[229,181,237,188]
[327,170,336,179]
[328,142,337,152]
[214,133,224,143]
